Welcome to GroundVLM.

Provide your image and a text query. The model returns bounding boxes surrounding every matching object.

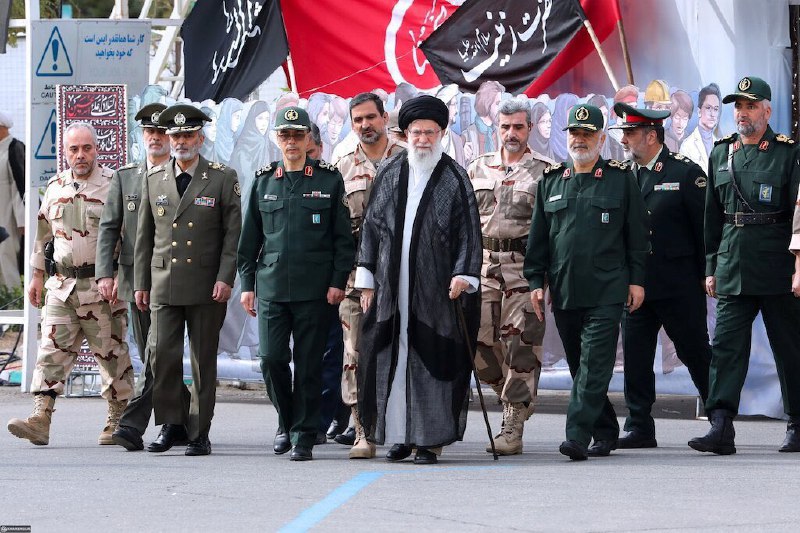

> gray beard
[408,142,444,175]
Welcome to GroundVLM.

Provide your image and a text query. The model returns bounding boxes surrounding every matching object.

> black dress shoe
[413,448,438,465]
[289,446,313,461]
[147,424,189,453]
[587,439,618,457]
[315,431,328,445]
[385,443,413,462]
[559,440,588,461]
[112,425,144,451]
[185,436,212,456]
[334,426,356,446]
[618,431,658,449]
[273,431,291,455]
[326,406,350,439]
[779,418,800,452]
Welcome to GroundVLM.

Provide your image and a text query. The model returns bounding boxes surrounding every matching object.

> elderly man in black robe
[355,95,482,465]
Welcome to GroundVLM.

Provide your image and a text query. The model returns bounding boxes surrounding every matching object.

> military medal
[157,206,165,216]
[312,214,321,224]
[127,201,136,212]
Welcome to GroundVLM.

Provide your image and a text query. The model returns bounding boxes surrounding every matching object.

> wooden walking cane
[454,300,498,460]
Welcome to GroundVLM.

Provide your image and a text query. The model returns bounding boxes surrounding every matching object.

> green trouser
[707,294,800,416]
[259,298,329,448]
[553,303,622,447]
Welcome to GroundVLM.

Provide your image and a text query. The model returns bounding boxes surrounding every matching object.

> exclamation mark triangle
[35,110,58,160]
[36,27,74,77]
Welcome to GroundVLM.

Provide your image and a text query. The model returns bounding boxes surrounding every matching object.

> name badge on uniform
[156,195,169,206]
[601,213,610,224]
[125,194,138,201]
[264,194,278,201]
[194,196,216,208]
[303,191,331,199]
[759,184,773,203]
[312,214,321,224]
[548,194,562,202]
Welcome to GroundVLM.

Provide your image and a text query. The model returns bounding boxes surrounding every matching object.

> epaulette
[315,159,338,172]
[47,173,61,185]
[606,159,630,170]
[147,165,164,176]
[118,162,138,170]
[208,161,226,170]
[669,152,691,164]
[544,162,563,175]
[715,133,736,145]
[775,134,795,145]
[255,164,273,177]
[532,152,556,166]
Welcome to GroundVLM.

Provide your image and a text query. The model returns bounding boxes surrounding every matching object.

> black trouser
[319,304,345,433]
[621,290,711,437]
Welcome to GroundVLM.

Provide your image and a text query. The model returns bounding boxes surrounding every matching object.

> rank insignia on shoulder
[545,162,562,174]
[209,162,226,170]
[669,153,688,163]
[776,134,795,144]
[233,182,241,197]
[342,194,349,208]
[118,162,137,170]
[316,160,337,172]
[256,164,273,177]
[607,160,629,170]
[695,176,707,188]
[715,133,735,145]
[147,165,163,176]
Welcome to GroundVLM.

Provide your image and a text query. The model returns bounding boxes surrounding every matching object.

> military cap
[610,102,670,129]
[644,80,670,106]
[563,104,604,132]
[723,76,771,103]
[134,103,167,129]
[159,104,212,135]
[274,106,311,131]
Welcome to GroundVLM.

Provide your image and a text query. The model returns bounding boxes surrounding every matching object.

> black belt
[482,236,526,253]
[723,211,790,227]
[56,263,96,279]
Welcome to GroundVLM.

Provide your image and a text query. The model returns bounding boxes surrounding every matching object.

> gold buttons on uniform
[172,241,177,246]
[172,223,178,228]
[187,258,192,264]
[172,258,178,263]
[186,241,192,246]
[188,222,194,228]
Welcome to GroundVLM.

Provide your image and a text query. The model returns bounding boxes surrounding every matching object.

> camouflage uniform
[30,165,134,399]
[336,139,405,406]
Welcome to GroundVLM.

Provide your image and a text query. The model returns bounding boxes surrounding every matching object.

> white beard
[407,141,444,175]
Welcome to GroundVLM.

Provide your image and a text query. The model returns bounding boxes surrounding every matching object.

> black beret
[398,95,448,131]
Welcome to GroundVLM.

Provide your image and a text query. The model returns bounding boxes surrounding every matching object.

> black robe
[357,152,482,448]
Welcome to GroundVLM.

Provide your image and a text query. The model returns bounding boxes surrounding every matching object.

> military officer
[612,103,711,449]
[7,122,134,446]
[238,106,354,462]
[468,98,550,455]
[96,103,191,452]
[690,76,800,455]
[523,105,650,461]
[134,104,241,456]
[336,92,405,458]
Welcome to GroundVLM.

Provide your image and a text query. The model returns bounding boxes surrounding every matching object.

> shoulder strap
[727,142,754,213]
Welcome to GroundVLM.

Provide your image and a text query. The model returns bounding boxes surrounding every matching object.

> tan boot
[487,401,525,455]
[7,394,56,445]
[98,399,128,445]
[349,406,375,459]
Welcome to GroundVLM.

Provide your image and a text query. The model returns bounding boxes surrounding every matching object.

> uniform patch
[594,168,603,179]
[654,183,680,191]
[759,140,769,151]
[264,194,278,200]
[194,196,216,207]
[157,206,166,217]
[276,167,284,179]
[562,168,571,178]
[695,176,707,188]
[548,194,562,202]
[601,212,610,224]
[759,184,773,203]
[127,201,136,212]
[654,162,663,172]
[201,171,208,180]
[733,140,741,151]
[302,191,331,198]
[304,166,313,177]
[156,195,169,206]
[234,182,241,197]
[312,213,321,224]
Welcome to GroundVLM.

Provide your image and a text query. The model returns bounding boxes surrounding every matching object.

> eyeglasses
[407,128,442,139]
[277,131,307,141]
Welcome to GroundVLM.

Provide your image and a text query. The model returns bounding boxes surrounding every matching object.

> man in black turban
[355,95,483,464]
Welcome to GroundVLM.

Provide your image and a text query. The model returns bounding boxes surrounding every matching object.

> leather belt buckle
[734,212,745,228]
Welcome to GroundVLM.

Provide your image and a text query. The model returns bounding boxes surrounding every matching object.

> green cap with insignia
[610,102,670,129]
[159,104,212,135]
[722,76,771,104]
[274,106,311,131]
[563,104,604,132]
[134,103,168,129]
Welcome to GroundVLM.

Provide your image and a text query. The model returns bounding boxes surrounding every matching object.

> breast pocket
[750,171,782,207]
[300,198,331,230]
[48,204,66,234]
[543,198,568,233]
[508,181,536,220]
[344,178,369,219]
[589,197,622,229]
[86,205,104,229]
[259,200,284,233]
[471,178,496,216]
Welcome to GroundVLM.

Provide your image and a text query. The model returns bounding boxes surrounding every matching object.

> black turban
[398,95,449,131]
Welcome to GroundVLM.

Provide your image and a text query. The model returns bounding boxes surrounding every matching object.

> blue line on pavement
[277,471,385,533]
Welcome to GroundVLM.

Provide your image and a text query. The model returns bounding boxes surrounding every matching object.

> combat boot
[349,406,375,459]
[688,409,736,455]
[7,393,56,445]
[99,399,128,445]
[779,417,800,452]
[487,401,526,455]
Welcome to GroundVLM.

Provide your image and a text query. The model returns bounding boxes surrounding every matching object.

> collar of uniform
[644,145,667,171]
[83,164,109,187]
[488,147,533,169]
[173,157,200,178]
[353,138,403,167]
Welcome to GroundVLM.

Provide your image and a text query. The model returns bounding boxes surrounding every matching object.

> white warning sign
[35,109,58,160]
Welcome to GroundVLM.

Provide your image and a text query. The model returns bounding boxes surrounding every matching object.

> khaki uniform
[30,165,133,400]
[468,149,549,404]
[336,139,405,406]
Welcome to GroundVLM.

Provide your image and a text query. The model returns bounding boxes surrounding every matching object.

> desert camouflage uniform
[30,165,133,400]
[336,138,405,406]
[468,149,550,405]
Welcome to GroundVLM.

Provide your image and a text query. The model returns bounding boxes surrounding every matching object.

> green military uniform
[703,78,800,420]
[238,108,354,451]
[134,105,242,445]
[523,105,650,455]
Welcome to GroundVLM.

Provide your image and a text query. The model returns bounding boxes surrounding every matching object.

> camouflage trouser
[475,252,544,404]
[339,291,362,407]
[31,289,134,400]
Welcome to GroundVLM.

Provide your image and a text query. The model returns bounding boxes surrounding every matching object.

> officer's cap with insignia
[134,103,168,130]
[722,76,771,104]
[274,106,311,131]
[159,104,212,135]
[563,104,604,132]
[610,102,670,129]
